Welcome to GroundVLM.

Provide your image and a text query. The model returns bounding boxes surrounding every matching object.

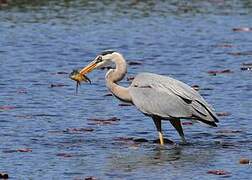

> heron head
[79,50,116,75]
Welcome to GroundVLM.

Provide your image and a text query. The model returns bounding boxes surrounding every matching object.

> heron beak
[79,60,98,75]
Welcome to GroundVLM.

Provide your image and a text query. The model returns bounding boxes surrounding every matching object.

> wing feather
[129,73,218,124]
[129,85,192,118]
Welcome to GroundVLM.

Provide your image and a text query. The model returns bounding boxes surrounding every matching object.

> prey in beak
[70,53,111,93]
[69,69,91,94]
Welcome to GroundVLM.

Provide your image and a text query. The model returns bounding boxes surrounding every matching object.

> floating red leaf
[64,128,94,133]
[239,158,250,164]
[207,69,233,76]
[207,170,230,175]
[17,148,32,152]
[216,112,231,116]
[214,44,233,48]
[87,117,120,125]
[0,106,15,110]
[56,153,73,158]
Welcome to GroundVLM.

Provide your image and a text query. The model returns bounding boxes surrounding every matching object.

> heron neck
[105,53,132,103]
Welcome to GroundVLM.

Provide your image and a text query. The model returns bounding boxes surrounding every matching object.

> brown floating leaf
[233,27,252,32]
[56,153,73,158]
[17,148,32,152]
[64,128,94,133]
[0,106,15,111]
[118,103,132,107]
[3,148,32,153]
[49,84,69,88]
[182,122,193,125]
[216,112,231,116]
[207,170,231,175]
[128,61,142,66]
[239,158,250,164]
[214,44,233,48]
[207,69,233,76]
[0,172,9,179]
[87,117,120,125]
[126,76,135,81]
[241,62,252,71]
[88,117,120,121]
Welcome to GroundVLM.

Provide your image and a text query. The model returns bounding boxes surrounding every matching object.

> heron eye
[97,56,103,63]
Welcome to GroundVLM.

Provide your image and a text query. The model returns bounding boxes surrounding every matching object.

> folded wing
[129,73,218,126]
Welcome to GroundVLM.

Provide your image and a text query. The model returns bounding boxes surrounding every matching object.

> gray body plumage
[80,51,219,143]
[129,72,218,126]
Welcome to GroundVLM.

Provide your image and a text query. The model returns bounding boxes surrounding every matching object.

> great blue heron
[79,51,219,145]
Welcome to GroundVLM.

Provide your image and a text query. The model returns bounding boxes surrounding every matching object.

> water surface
[0,1,252,179]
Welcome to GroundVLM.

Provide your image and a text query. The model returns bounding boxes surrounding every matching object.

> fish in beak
[69,55,104,93]
[69,69,91,94]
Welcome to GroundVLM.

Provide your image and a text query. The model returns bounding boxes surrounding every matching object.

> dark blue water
[1,1,252,179]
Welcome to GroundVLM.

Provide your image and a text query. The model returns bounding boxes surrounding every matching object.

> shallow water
[0,0,252,179]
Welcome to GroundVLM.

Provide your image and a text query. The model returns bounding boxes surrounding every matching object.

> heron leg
[152,116,164,145]
[169,118,186,143]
